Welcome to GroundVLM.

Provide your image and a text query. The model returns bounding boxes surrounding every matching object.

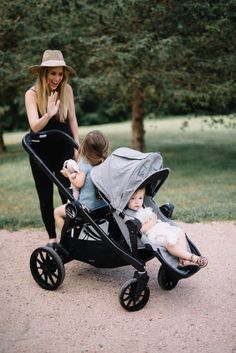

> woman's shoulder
[25,86,37,100]
[65,83,73,94]
[25,86,37,96]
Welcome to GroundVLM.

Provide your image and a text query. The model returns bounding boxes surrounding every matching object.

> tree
[72,1,166,150]
[70,0,236,150]
[1,0,236,152]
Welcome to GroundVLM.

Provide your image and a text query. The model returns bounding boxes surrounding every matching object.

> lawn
[0,116,235,230]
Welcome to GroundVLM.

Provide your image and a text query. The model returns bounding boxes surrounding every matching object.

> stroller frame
[23,130,202,312]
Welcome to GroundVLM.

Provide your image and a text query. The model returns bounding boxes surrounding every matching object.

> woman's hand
[47,92,60,118]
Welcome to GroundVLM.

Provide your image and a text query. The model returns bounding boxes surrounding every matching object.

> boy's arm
[69,170,86,189]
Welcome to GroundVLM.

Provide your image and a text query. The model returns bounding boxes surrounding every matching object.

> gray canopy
[91,147,164,212]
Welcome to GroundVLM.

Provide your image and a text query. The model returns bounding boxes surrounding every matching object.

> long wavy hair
[34,67,69,122]
[79,130,110,166]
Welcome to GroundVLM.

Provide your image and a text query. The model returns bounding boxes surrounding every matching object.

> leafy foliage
[0,0,236,134]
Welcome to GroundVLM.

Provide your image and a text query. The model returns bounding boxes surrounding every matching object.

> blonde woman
[25,50,79,245]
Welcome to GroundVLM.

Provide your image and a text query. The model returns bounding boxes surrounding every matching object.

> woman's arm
[25,89,60,133]
[67,84,79,146]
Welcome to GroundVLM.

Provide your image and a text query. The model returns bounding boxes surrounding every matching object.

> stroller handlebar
[22,129,79,203]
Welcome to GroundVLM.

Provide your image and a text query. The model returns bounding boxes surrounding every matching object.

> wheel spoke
[48,272,56,285]
[36,258,44,266]
[46,252,52,262]
[123,296,130,302]
[36,262,44,271]
[39,251,46,263]
[127,298,134,308]
[43,273,48,283]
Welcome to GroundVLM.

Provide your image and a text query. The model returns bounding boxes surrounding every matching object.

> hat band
[41,60,66,67]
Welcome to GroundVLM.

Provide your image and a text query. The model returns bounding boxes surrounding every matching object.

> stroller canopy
[91,147,164,212]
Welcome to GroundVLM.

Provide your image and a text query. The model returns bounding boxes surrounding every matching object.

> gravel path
[0,221,235,353]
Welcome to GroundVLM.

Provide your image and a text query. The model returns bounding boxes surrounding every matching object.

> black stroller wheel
[158,265,178,290]
[30,246,65,290]
[119,278,150,312]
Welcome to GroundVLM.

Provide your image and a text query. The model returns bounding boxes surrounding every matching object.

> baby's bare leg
[54,204,66,231]
[164,229,192,261]
[164,229,208,267]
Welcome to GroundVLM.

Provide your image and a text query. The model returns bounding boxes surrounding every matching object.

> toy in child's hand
[63,159,80,199]
[136,207,154,224]
[63,159,80,177]
[135,207,179,248]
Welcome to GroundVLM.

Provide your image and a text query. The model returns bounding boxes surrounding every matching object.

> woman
[25,49,79,245]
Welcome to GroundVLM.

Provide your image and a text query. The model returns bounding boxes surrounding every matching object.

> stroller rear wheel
[158,265,178,290]
[30,246,65,290]
[119,278,150,311]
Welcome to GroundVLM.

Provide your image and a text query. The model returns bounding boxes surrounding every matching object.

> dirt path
[0,221,236,353]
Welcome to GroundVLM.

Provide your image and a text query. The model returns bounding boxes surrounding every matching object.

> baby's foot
[178,259,199,268]
[190,255,208,268]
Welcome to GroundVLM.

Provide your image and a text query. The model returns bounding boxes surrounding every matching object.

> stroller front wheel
[158,265,178,290]
[30,246,65,290]
[119,278,150,311]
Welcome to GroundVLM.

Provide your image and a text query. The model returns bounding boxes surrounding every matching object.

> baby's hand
[146,213,157,229]
[151,213,157,223]
[141,212,157,234]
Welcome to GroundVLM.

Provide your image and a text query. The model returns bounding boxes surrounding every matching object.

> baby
[126,187,208,269]
[135,206,179,247]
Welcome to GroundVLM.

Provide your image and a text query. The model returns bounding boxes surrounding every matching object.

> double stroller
[23,130,203,312]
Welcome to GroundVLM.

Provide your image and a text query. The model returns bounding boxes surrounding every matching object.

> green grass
[0,116,235,230]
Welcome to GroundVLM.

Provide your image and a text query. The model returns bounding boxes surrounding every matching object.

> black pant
[29,147,73,239]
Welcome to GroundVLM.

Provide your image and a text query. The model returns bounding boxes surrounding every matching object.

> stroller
[23,130,202,312]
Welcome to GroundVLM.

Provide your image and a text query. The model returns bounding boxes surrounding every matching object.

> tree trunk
[0,123,6,153]
[131,87,145,151]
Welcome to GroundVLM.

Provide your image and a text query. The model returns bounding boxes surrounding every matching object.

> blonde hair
[79,130,109,166]
[34,67,69,122]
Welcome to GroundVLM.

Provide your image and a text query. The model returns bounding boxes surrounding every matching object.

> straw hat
[29,50,76,75]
